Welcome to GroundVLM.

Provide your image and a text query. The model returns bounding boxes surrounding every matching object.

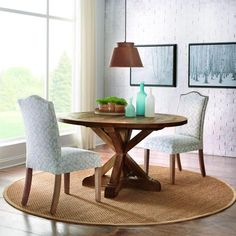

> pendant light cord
[125,0,127,42]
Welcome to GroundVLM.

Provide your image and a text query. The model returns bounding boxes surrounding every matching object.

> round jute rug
[4,166,236,226]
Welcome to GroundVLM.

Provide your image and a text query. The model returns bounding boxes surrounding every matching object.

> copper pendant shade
[109,0,143,68]
[110,42,143,67]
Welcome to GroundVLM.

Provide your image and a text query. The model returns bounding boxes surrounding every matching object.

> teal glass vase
[125,97,136,117]
[136,82,147,116]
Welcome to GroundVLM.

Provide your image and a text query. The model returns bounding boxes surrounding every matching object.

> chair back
[18,95,61,171]
[175,91,208,142]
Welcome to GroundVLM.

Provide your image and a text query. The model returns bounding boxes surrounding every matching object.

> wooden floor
[0,144,236,236]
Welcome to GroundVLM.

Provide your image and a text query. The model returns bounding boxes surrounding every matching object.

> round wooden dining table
[58,112,187,199]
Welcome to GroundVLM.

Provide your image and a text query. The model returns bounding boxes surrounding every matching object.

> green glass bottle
[125,97,136,117]
[136,82,147,116]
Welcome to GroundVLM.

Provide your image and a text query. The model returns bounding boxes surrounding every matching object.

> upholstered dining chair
[18,95,102,214]
[138,91,209,184]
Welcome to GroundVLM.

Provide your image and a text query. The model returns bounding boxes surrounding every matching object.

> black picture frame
[130,44,177,87]
[188,42,236,88]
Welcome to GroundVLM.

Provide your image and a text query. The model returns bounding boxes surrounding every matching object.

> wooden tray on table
[94,108,124,116]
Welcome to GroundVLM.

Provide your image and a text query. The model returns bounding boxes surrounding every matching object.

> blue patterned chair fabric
[18,95,101,174]
[18,95,102,214]
[138,91,208,183]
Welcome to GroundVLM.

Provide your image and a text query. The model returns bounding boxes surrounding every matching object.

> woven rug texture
[4,166,236,226]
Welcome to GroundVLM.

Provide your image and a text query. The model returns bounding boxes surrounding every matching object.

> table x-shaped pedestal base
[82,127,161,198]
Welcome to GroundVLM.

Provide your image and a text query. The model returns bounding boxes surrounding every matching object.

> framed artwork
[188,42,236,88]
[130,44,177,87]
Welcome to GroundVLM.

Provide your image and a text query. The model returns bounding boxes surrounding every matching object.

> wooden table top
[58,112,187,130]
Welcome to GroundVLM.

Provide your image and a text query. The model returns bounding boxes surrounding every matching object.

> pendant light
[109,0,143,67]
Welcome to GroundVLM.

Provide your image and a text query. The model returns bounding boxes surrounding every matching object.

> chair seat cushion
[138,134,202,154]
[55,147,101,174]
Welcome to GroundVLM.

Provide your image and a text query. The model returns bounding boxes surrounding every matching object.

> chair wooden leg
[94,167,102,202]
[64,173,70,194]
[170,154,176,184]
[95,167,101,202]
[176,153,182,171]
[50,175,61,215]
[21,168,33,206]
[144,149,150,175]
[199,149,206,177]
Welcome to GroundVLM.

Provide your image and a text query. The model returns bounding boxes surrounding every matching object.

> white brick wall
[104,0,236,157]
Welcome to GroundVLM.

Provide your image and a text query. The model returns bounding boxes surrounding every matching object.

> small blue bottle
[125,97,136,117]
[136,82,147,116]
